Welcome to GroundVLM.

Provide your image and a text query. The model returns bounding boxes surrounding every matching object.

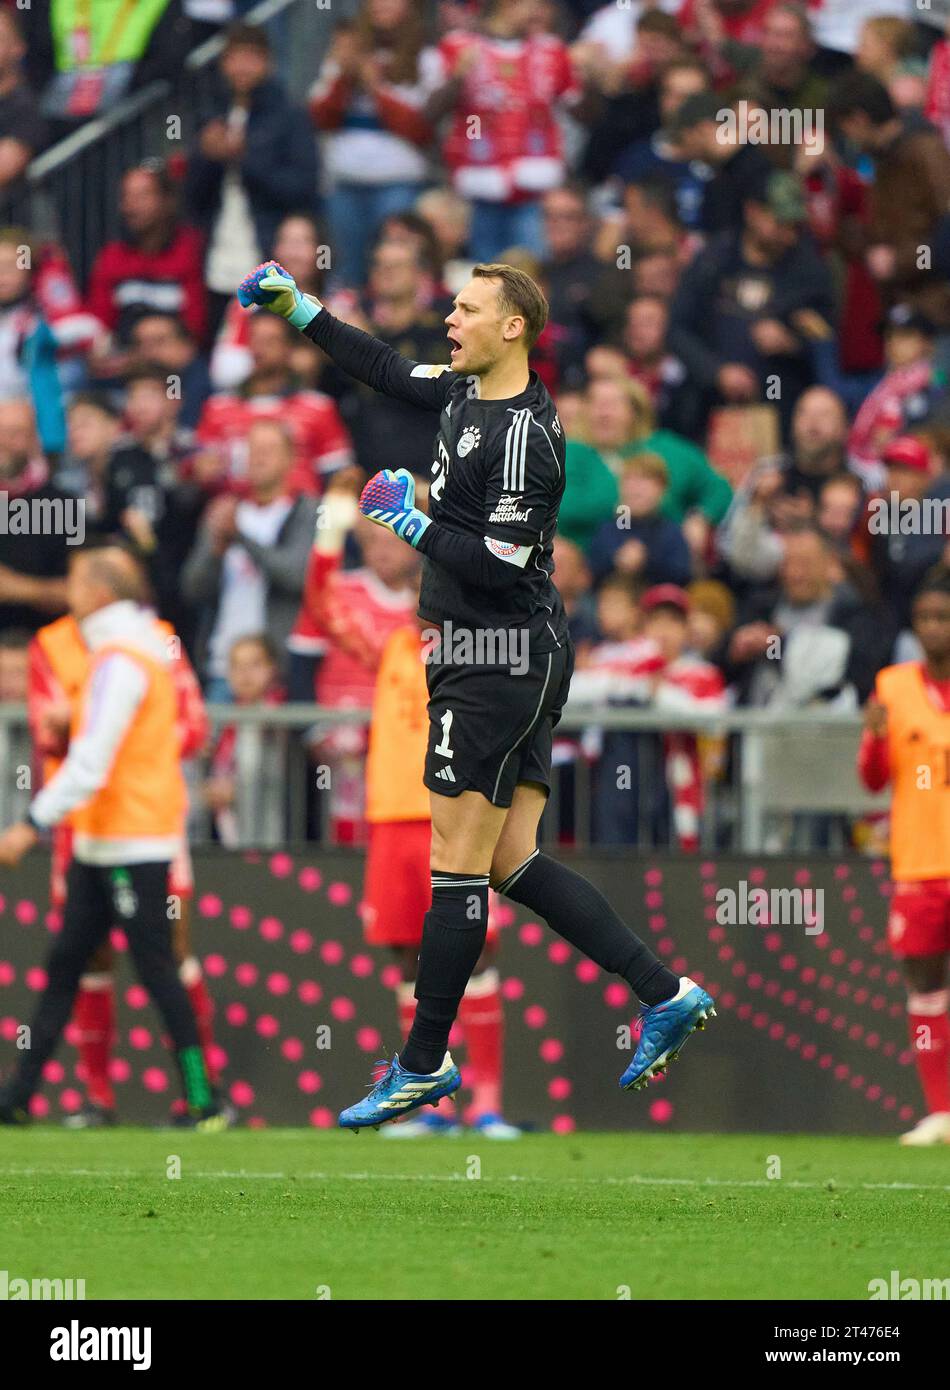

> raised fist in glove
[237,261,321,330]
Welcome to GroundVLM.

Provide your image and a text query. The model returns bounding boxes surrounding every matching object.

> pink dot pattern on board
[14,854,909,1134]
[356,1026,382,1052]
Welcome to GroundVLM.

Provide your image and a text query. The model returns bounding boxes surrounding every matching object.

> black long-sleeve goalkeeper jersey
[303,308,569,653]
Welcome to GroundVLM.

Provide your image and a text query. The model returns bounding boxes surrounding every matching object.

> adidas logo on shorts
[435,766,456,783]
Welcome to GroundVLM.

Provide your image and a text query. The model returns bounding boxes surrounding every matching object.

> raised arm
[237,261,453,412]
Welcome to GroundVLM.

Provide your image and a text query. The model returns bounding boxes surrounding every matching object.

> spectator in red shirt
[426,0,588,260]
[310,0,436,289]
[197,312,355,496]
[86,163,208,362]
[681,0,779,56]
[210,211,328,393]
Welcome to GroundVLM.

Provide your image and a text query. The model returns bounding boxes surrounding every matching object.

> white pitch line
[1,1166,949,1194]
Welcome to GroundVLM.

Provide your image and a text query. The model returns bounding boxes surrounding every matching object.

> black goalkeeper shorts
[423,638,574,808]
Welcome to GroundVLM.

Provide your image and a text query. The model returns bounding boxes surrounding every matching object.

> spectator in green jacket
[560,375,733,556]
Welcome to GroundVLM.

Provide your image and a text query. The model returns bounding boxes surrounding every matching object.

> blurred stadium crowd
[1,0,950,847]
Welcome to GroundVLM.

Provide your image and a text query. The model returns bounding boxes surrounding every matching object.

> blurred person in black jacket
[186,22,318,335]
[671,170,834,436]
[0,10,47,216]
[342,238,453,480]
[0,398,70,635]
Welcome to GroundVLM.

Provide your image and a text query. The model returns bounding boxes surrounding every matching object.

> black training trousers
[8,859,200,1107]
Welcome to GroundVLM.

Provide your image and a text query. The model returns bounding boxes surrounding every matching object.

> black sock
[401,872,490,1075]
[496,852,678,1006]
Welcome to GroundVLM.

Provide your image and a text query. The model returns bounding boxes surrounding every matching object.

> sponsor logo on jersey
[489,495,532,523]
[457,425,481,457]
[410,363,450,378]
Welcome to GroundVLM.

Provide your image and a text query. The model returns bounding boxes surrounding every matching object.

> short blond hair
[472,262,549,351]
[624,451,668,486]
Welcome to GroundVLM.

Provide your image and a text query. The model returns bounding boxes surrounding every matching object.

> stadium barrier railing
[0,701,889,854]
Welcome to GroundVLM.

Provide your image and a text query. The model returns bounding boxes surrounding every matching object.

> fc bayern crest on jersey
[457,425,481,457]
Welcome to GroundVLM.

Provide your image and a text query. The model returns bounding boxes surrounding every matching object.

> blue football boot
[339,1052,461,1132]
[620,977,716,1091]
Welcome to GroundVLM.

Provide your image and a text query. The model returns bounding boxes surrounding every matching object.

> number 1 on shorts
[435,709,454,759]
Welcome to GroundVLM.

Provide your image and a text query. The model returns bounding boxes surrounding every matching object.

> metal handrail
[0,701,881,852]
[0,702,871,733]
[26,0,304,186]
[0,701,869,732]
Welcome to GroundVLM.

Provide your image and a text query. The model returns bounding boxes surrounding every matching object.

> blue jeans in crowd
[467,199,546,264]
[327,181,427,288]
[590,732,671,847]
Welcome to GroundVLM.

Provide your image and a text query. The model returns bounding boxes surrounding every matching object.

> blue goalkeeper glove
[358,469,431,547]
[237,261,321,330]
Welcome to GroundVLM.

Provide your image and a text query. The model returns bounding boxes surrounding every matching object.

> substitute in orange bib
[362,621,519,1138]
[0,548,225,1128]
[28,548,219,1127]
[858,567,950,1145]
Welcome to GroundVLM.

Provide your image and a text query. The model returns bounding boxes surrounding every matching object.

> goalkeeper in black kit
[238,259,715,1130]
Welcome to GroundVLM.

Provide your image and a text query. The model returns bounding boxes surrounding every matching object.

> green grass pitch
[1,1129,947,1300]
